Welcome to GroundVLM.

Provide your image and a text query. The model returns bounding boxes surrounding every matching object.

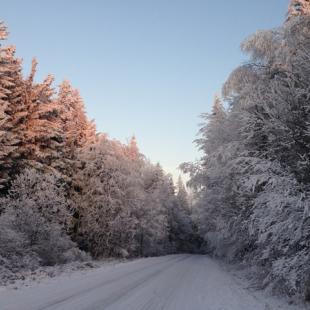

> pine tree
[0,23,25,190]
[57,81,96,153]
[20,60,64,174]
[126,135,139,160]
[137,163,172,256]
[196,95,227,157]
[167,176,198,253]
[176,176,189,210]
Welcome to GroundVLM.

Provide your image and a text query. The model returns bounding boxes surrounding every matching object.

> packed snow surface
[0,255,305,310]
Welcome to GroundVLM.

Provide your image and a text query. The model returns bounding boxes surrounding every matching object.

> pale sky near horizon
[2,0,288,179]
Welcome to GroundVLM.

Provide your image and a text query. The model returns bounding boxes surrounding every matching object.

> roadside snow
[0,258,125,290]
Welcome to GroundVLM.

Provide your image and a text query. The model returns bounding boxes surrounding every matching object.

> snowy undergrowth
[217,259,309,309]
[0,258,127,290]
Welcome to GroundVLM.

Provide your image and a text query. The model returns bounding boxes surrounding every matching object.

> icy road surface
[0,254,304,310]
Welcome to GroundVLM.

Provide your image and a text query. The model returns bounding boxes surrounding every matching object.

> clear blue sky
[2,0,288,178]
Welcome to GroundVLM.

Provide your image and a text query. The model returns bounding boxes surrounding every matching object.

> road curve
[0,255,301,310]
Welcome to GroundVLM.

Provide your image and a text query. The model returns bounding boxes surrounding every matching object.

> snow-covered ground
[0,254,306,310]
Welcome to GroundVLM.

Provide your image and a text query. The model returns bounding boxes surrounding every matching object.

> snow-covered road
[0,255,303,310]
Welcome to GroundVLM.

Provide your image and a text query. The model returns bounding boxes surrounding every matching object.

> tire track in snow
[38,255,189,310]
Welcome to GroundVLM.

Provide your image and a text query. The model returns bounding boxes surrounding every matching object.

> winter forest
[0,19,199,282]
[2,0,310,306]
[182,0,310,302]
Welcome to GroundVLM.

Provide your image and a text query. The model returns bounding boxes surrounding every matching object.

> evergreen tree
[137,163,172,256]
[126,135,139,161]
[196,95,227,157]
[168,177,199,253]
[0,23,25,190]
[57,80,96,155]
[20,60,64,174]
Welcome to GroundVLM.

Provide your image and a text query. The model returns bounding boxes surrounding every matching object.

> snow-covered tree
[196,95,227,158]
[126,135,139,161]
[136,163,172,256]
[0,21,197,281]
[57,80,96,154]
[168,177,200,253]
[0,169,85,273]
[288,0,310,18]
[71,135,183,258]
[19,61,65,174]
[0,24,25,190]
[2,169,70,226]
[72,136,141,257]
[185,1,310,299]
